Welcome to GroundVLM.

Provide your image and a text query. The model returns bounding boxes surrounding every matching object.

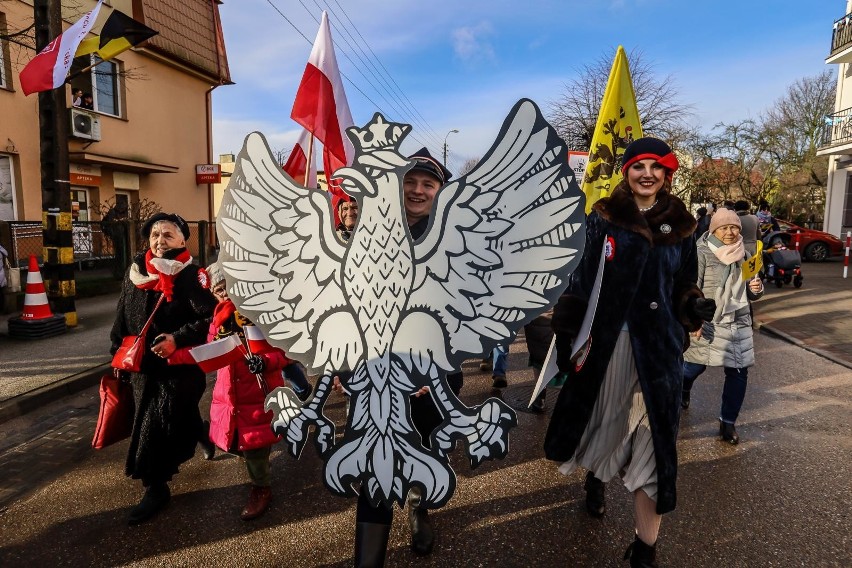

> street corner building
[0,0,232,256]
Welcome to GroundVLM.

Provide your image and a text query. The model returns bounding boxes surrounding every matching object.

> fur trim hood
[593,186,696,246]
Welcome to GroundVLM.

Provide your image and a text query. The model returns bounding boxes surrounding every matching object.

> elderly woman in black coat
[110,213,217,525]
[544,138,715,568]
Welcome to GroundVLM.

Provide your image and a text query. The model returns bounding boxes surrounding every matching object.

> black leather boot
[584,471,606,518]
[681,389,691,409]
[719,420,739,445]
[623,535,658,568]
[128,483,170,525]
[199,420,215,460]
[354,521,391,568]
[407,487,434,556]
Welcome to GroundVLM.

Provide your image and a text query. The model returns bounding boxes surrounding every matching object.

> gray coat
[737,211,762,257]
[684,236,763,369]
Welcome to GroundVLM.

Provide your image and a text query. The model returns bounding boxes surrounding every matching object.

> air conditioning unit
[70,108,101,141]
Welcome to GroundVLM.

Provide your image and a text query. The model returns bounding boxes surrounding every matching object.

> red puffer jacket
[169,301,291,452]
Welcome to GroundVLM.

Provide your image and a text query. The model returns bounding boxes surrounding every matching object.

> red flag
[19,0,104,96]
[244,325,274,355]
[189,335,246,373]
[282,129,318,188]
[290,11,354,181]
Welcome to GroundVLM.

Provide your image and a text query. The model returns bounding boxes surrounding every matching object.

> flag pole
[240,326,269,395]
[304,133,314,187]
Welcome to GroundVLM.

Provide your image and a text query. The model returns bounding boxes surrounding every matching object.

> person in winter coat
[169,262,289,520]
[733,200,762,257]
[334,193,359,242]
[543,138,716,568]
[110,213,217,525]
[681,208,764,445]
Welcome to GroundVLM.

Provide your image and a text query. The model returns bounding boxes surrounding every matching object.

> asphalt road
[0,331,850,567]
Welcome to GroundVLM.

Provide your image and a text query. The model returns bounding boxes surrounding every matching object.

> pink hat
[709,208,741,234]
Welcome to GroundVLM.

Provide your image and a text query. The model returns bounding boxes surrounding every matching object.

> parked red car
[773,220,844,262]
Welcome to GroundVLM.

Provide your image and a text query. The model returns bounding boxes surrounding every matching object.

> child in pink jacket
[170,263,290,520]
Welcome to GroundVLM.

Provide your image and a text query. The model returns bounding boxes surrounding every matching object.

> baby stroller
[761,231,803,288]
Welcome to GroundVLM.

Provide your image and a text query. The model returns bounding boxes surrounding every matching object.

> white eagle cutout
[216,98,586,509]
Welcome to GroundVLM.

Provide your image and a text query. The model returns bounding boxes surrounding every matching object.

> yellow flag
[742,240,764,281]
[582,46,643,213]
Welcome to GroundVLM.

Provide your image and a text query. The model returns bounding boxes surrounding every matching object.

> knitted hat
[407,147,452,184]
[709,207,742,234]
[621,137,679,178]
[206,262,225,286]
[141,212,191,240]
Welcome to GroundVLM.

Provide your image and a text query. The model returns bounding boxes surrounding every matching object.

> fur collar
[593,186,696,246]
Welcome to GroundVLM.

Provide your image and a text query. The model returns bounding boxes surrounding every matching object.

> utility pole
[443,129,459,166]
[34,0,77,326]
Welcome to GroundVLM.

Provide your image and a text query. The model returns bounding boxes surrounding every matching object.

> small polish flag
[190,335,246,373]
[244,325,273,354]
[282,129,318,188]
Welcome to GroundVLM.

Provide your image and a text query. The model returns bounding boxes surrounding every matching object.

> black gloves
[687,297,716,321]
[246,354,265,374]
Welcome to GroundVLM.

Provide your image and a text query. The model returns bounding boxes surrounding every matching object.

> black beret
[407,147,452,184]
[621,137,679,175]
[141,212,191,240]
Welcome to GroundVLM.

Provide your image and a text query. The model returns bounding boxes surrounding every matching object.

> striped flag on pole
[282,129,318,188]
[244,325,274,355]
[189,335,246,373]
[19,0,104,95]
[290,11,354,187]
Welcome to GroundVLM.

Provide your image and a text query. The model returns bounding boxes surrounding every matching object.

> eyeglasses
[717,225,741,233]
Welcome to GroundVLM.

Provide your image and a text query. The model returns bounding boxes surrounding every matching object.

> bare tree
[458,157,479,176]
[548,48,694,151]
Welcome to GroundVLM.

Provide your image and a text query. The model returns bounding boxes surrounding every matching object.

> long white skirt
[557,330,658,501]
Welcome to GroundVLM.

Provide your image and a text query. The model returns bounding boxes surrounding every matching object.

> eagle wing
[216,132,362,372]
[396,99,585,370]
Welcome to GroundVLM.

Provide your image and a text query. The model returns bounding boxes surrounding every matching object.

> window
[70,55,121,116]
[0,155,16,220]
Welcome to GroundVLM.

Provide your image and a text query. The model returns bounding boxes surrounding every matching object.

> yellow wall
[0,0,224,224]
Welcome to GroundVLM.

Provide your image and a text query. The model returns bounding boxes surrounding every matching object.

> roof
[138,0,232,84]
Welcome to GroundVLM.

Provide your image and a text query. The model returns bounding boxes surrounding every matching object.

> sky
[212,0,841,175]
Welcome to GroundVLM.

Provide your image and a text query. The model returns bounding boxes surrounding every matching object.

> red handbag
[111,294,165,372]
[92,372,134,449]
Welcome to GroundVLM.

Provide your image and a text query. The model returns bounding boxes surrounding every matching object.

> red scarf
[134,248,192,301]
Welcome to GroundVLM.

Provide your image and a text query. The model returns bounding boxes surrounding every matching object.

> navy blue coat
[543,186,702,514]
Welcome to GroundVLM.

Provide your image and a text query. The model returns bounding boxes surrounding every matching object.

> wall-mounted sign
[70,163,101,186]
[196,164,221,184]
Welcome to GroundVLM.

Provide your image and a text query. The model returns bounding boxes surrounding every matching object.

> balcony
[818,107,852,156]
[827,13,852,64]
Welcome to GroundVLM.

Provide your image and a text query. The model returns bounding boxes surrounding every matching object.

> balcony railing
[830,13,852,56]
[820,107,852,148]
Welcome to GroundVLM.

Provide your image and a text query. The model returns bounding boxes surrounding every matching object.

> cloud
[452,23,496,66]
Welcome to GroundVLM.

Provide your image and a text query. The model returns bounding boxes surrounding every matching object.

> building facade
[820,0,852,238]
[0,0,231,228]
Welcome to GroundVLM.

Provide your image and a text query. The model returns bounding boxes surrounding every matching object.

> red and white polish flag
[282,129,318,188]
[244,325,274,355]
[189,335,246,373]
[290,11,354,182]
[19,0,104,96]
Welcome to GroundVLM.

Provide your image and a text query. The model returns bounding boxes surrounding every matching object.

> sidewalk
[0,259,849,426]
[0,293,118,424]
[752,258,852,369]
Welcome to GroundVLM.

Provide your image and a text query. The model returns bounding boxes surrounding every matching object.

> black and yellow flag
[76,10,158,61]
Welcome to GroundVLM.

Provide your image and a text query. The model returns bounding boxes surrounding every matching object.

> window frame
[70,54,123,117]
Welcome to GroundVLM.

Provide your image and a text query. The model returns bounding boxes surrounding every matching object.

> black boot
[529,390,546,414]
[407,488,434,556]
[623,535,658,568]
[584,471,606,518]
[354,522,391,568]
[719,420,739,445]
[128,483,170,525]
[681,389,691,409]
[199,420,215,460]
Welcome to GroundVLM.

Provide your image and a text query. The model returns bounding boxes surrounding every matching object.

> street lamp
[443,129,459,165]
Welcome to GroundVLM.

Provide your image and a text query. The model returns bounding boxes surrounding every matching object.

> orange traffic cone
[7,255,67,339]
[20,255,53,319]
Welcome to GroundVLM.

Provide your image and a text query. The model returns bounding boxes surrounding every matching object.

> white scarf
[705,235,748,324]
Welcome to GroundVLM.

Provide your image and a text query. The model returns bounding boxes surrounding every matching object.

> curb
[757,322,852,371]
[0,363,110,426]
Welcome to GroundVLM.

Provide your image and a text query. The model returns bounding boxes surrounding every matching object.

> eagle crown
[347,113,411,152]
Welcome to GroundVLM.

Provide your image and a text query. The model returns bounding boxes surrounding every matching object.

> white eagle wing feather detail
[216,132,359,369]
[400,100,585,369]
